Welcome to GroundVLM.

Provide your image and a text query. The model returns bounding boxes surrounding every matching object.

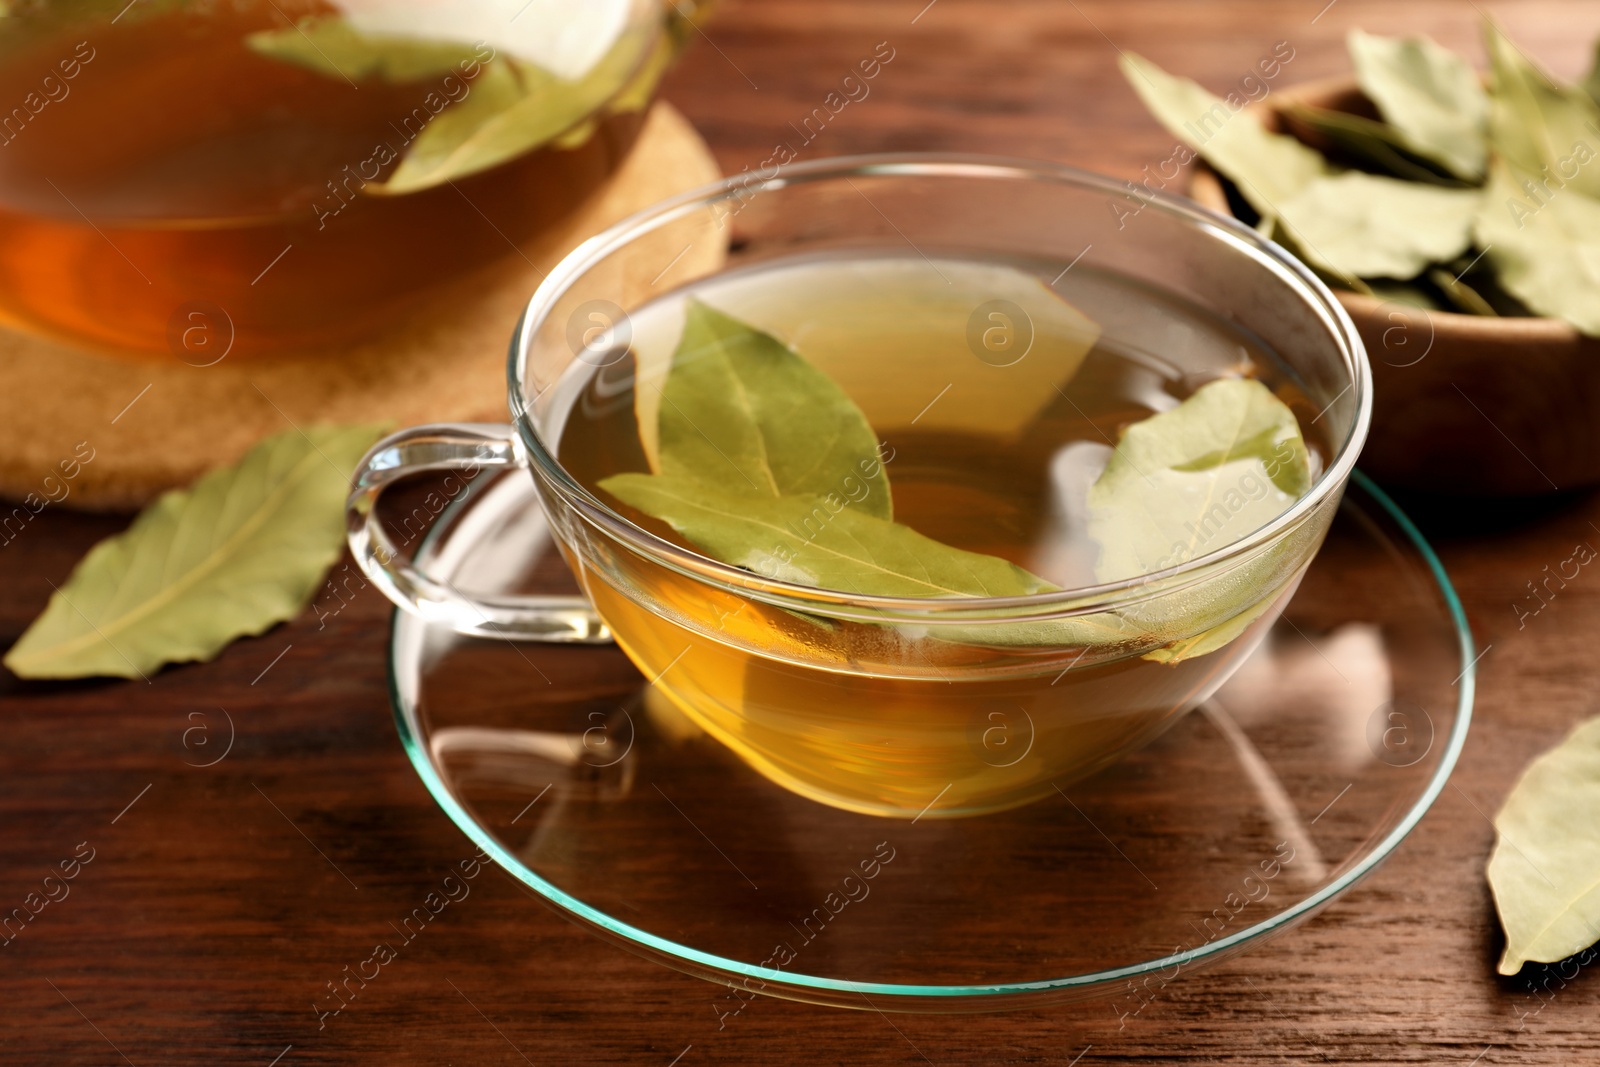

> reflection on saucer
[391,470,1471,1010]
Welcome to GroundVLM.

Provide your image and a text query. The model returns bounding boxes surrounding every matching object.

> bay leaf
[1256,213,1374,295]
[1120,52,1331,216]
[923,376,1316,659]
[344,0,633,81]
[246,16,484,83]
[1347,30,1489,181]
[1484,21,1600,201]
[653,299,892,519]
[635,258,1100,452]
[600,471,1140,649]
[1086,378,1313,664]
[1489,715,1600,974]
[1427,266,1498,315]
[599,471,1044,599]
[3,425,386,680]
[609,8,690,114]
[1473,160,1600,335]
[1275,171,1480,280]
[602,299,1313,664]
[1138,585,1285,665]
[376,21,654,194]
[1087,378,1310,582]
[606,360,1312,664]
[1280,101,1465,185]
[1121,54,1477,281]
[1367,277,1448,311]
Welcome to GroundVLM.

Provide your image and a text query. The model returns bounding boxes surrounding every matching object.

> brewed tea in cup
[348,157,1371,817]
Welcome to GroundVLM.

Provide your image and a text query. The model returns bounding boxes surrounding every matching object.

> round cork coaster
[0,102,722,512]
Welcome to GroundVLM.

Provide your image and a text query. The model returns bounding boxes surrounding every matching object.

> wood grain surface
[4,1,1599,1063]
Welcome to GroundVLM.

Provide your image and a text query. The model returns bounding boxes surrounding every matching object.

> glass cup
[347,155,1372,818]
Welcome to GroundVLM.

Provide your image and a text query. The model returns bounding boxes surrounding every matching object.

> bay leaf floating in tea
[601,470,1056,599]
[630,259,1103,464]
[599,292,1313,664]
[246,0,656,193]
[647,299,892,519]
[1082,377,1313,663]
[380,24,656,193]
[246,16,486,82]
[1086,377,1309,582]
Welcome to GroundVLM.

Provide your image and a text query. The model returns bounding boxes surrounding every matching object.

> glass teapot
[0,0,703,359]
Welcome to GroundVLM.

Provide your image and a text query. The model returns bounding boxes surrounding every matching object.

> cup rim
[508,152,1373,618]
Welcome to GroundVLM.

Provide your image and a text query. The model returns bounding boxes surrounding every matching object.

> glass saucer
[389,470,1473,1012]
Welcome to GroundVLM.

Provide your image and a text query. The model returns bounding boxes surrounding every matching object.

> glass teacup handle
[346,423,611,643]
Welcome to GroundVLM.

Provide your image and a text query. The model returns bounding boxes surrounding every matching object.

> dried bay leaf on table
[1484,22,1600,200]
[1347,29,1489,181]
[1274,172,1480,280]
[3,425,387,680]
[1490,715,1600,974]
[1474,160,1600,335]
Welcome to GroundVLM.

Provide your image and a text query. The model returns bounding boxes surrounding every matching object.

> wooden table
[4,0,1597,1062]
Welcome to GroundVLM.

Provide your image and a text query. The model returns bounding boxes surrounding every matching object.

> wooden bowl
[1186,76,1600,496]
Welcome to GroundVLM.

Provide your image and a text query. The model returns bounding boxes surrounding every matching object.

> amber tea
[0,0,683,358]
[546,253,1331,817]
